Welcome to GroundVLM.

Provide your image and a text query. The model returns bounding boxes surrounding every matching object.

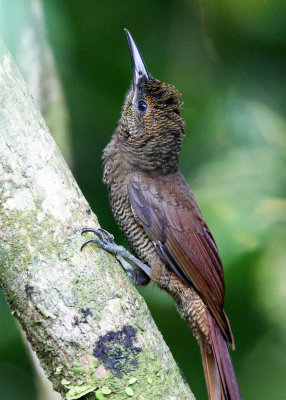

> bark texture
[0,41,195,400]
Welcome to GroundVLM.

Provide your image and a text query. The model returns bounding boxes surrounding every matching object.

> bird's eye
[138,100,148,112]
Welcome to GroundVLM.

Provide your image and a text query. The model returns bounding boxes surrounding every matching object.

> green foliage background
[1,0,286,399]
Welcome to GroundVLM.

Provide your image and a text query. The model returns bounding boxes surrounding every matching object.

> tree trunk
[0,40,194,400]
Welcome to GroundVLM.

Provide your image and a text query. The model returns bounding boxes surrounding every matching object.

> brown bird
[82,30,241,400]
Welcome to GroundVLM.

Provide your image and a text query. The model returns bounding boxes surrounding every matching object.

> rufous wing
[128,171,233,344]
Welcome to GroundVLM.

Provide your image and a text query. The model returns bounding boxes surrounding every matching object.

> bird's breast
[105,169,159,268]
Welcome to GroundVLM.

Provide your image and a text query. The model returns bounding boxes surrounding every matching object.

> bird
[82,29,242,400]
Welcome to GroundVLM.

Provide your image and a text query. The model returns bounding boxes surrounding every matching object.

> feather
[128,170,233,344]
[207,312,241,400]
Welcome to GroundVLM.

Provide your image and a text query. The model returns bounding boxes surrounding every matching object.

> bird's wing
[128,171,231,342]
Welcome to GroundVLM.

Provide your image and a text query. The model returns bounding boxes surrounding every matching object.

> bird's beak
[124,29,149,87]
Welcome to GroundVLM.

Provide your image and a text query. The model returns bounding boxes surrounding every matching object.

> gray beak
[124,29,149,86]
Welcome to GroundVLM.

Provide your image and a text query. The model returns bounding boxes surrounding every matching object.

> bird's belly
[108,185,159,267]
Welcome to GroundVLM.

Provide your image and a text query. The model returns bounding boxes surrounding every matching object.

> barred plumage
[100,30,241,400]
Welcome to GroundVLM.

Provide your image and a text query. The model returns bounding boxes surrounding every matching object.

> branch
[0,41,194,400]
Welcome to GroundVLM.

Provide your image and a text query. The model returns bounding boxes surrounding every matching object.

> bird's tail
[200,313,241,400]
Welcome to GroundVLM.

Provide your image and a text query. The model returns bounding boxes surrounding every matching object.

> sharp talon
[81,228,114,243]
[81,238,98,252]
[81,228,98,236]
[80,241,88,251]
[80,227,151,282]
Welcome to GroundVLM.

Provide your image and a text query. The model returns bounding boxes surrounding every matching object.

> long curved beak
[124,29,149,86]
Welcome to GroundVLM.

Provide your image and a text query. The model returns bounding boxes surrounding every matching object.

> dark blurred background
[1,0,286,399]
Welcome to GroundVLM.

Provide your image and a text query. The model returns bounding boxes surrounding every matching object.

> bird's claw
[81,227,152,284]
[81,227,126,257]
[81,227,114,242]
[81,227,114,251]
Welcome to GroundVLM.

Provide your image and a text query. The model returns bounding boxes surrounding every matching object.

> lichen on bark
[0,40,195,399]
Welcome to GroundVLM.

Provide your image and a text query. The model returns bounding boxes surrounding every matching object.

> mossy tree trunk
[0,41,195,399]
[0,1,73,398]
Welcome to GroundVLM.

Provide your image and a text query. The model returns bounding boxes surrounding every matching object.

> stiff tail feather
[200,341,222,400]
[200,312,242,400]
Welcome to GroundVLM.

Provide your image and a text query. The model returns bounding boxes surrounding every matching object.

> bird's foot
[81,228,151,285]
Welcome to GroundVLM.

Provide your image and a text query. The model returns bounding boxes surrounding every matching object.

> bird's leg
[81,228,151,285]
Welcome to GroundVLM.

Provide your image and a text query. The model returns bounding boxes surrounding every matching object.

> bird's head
[114,30,185,174]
